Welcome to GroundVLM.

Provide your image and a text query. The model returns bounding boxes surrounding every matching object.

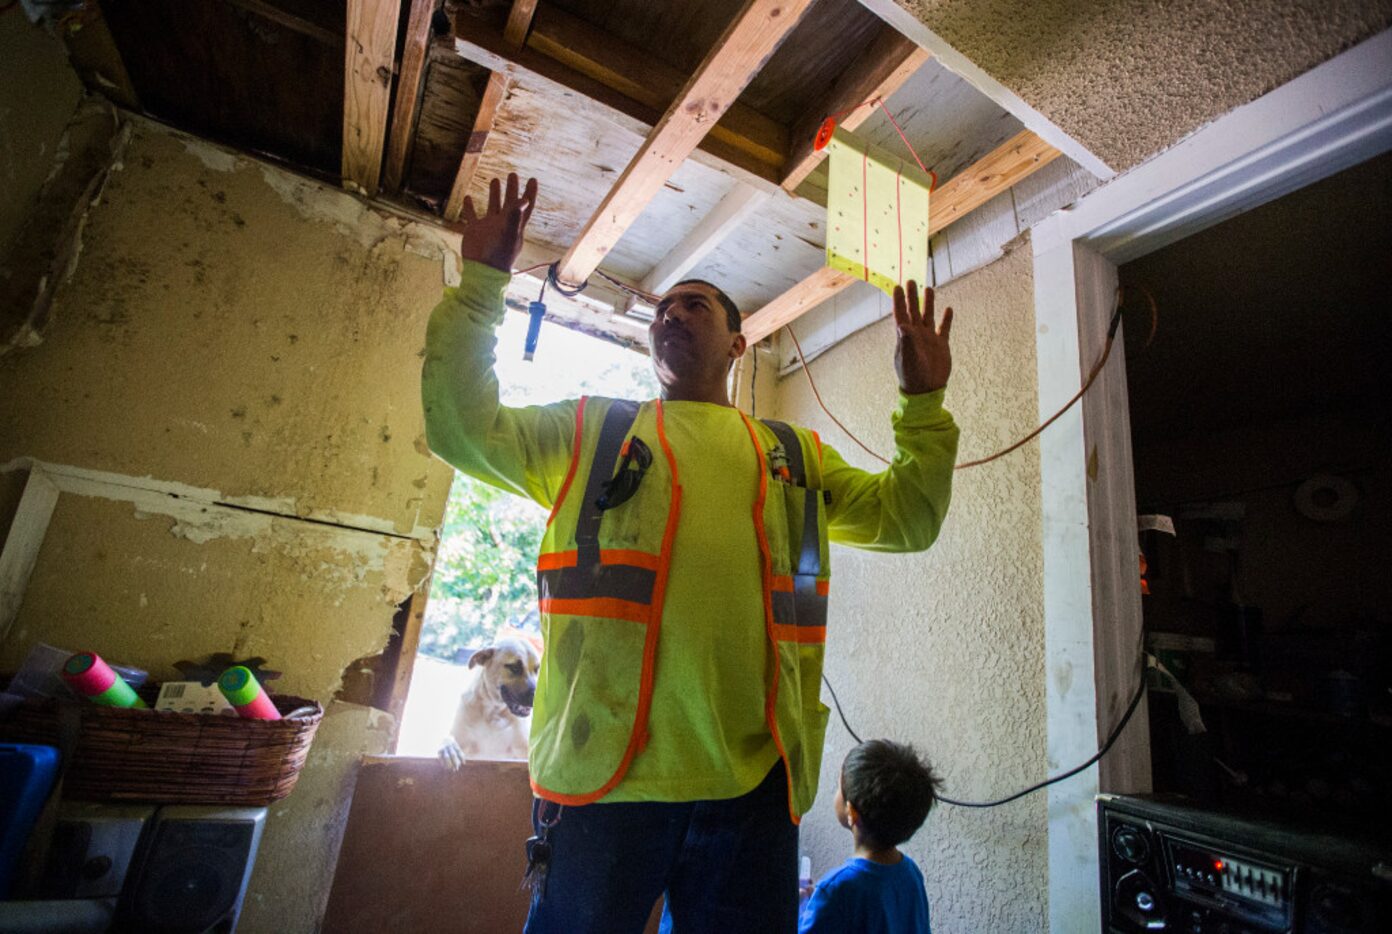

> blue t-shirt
[799,855,931,934]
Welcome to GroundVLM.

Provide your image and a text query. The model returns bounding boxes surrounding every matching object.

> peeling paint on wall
[0,120,458,537]
[0,116,463,932]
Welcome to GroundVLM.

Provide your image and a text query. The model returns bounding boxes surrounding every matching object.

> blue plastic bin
[0,743,61,898]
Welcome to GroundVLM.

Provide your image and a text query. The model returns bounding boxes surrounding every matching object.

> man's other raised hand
[451,172,538,273]
[893,280,953,395]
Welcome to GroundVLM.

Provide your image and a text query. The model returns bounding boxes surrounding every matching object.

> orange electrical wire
[785,286,1158,471]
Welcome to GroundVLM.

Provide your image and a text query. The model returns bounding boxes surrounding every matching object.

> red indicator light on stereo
[1214,860,1224,872]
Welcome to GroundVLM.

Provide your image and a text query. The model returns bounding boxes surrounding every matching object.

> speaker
[1100,794,1392,934]
[117,806,266,934]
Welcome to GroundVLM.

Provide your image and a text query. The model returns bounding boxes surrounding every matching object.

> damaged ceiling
[53,0,1103,350]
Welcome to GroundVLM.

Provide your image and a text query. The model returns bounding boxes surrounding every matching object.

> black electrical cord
[822,655,1149,809]
[546,263,588,299]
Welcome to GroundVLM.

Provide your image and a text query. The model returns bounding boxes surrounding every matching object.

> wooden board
[548,0,747,80]
[793,56,1028,206]
[527,4,788,173]
[449,8,784,187]
[100,0,344,177]
[554,0,819,286]
[321,758,536,933]
[322,757,665,933]
[742,130,1061,342]
[444,71,512,221]
[405,47,494,206]
[343,0,401,195]
[451,72,734,275]
[738,0,884,126]
[0,468,59,645]
[640,183,769,294]
[782,24,931,193]
[685,188,827,313]
[383,0,438,192]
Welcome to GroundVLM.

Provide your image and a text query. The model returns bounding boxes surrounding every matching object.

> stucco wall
[0,13,83,260]
[898,0,1392,170]
[774,245,1048,931]
[0,119,458,932]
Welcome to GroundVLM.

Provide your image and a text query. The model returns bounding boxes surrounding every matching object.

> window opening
[395,313,657,756]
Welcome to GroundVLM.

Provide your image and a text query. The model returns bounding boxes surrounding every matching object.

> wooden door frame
[1029,30,1392,931]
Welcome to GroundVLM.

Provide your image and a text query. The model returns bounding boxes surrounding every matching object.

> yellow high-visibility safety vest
[529,396,832,823]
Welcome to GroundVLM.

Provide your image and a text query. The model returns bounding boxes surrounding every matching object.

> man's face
[649,283,742,389]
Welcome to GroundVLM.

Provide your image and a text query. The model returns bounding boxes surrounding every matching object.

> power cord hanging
[787,285,1158,470]
[824,653,1152,809]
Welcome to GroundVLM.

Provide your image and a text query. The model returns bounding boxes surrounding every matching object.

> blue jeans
[523,765,799,934]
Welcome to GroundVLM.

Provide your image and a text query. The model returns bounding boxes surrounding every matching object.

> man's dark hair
[841,739,944,849]
[673,279,741,333]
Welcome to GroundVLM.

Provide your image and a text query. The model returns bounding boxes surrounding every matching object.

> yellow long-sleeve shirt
[421,261,959,803]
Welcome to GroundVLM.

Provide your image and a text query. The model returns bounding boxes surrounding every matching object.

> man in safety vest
[421,174,959,934]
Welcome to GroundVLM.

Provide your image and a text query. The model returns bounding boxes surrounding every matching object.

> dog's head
[469,637,541,717]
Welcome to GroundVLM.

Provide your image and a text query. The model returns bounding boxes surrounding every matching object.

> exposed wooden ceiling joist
[527,4,789,175]
[742,129,1062,343]
[640,183,769,296]
[442,0,541,221]
[222,0,340,45]
[782,25,930,193]
[383,0,437,193]
[449,6,785,189]
[342,0,401,195]
[553,0,818,288]
[504,0,541,47]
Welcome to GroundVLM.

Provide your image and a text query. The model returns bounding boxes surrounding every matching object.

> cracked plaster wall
[898,0,1392,171]
[0,121,461,933]
[773,245,1047,931]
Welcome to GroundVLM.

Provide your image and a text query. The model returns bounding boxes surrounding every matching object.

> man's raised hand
[893,280,953,395]
[452,172,538,273]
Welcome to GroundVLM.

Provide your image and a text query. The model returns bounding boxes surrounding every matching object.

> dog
[438,636,540,769]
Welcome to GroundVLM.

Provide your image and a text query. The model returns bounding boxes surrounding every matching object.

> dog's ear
[468,647,496,669]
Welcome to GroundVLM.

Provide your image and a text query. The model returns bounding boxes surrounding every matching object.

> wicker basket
[0,686,323,806]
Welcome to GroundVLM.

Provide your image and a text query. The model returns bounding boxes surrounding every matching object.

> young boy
[799,739,943,934]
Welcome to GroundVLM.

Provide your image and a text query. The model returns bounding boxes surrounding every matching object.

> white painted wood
[935,187,1018,282]
[0,467,60,643]
[1033,28,1392,261]
[1073,248,1149,795]
[854,0,1114,180]
[1033,241,1103,934]
[640,183,769,294]
[1011,155,1100,230]
[927,231,948,287]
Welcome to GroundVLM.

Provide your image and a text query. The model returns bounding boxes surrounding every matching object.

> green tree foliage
[420,477,546,660]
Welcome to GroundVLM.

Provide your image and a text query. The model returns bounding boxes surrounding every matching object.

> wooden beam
[929,129,1061,230]
[640,183,769,295]
[383,0,437,193]
[503,0,540,47]
[554,0,816,287]
[443,71,511,222]
[450,9,784,188]
[221,0,341,45]
[527,4,788,172]
[743,130,1062,343]
[782,25,930,193]
[343,0,402,196]
[442,1,540,222]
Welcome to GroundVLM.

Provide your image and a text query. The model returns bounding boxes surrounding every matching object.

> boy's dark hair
[672,279,742,333]
[841,739,944,850]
